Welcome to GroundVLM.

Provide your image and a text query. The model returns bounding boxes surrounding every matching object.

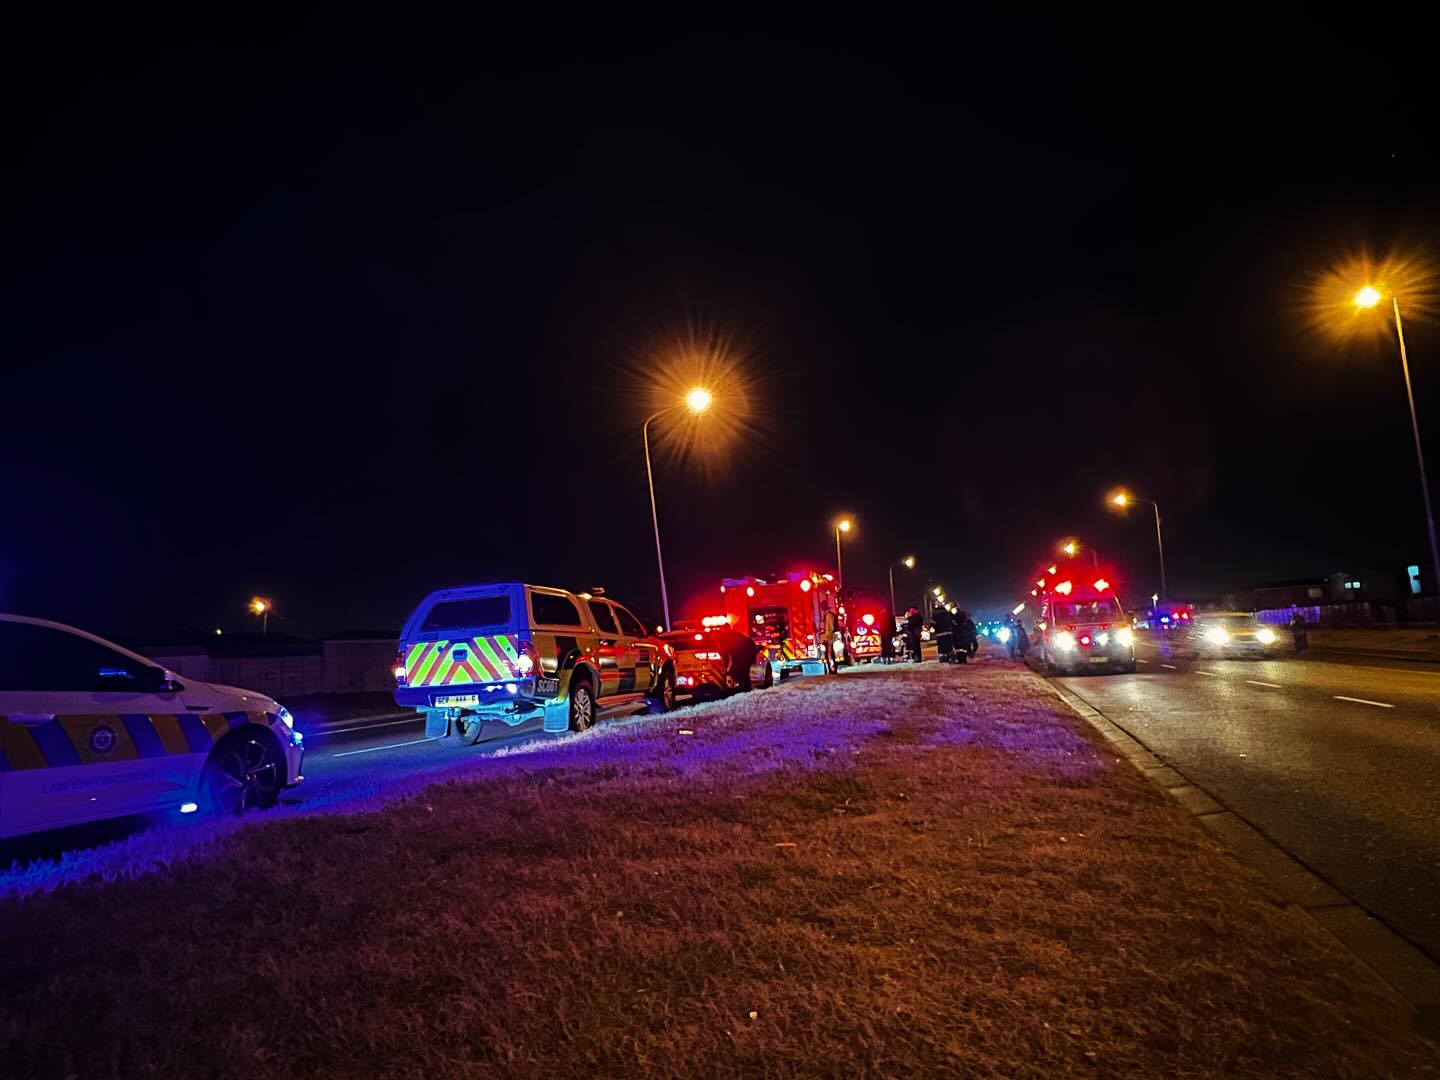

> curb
[1048,679,1440,1037]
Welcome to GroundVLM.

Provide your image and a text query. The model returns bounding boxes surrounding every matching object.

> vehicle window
[1051,598,1124,622]
[420,595,510,632]
[530,591,584,628]
[586,600,619,635]
[0,622,167,693]
[613,605,647,637]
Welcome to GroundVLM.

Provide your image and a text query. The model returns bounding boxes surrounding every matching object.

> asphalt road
[1054,639,1440,961]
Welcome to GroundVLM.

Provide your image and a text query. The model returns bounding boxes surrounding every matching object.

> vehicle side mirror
[146,666,184,693]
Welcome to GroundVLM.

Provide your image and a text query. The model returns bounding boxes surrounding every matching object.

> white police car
[0,614,304,839]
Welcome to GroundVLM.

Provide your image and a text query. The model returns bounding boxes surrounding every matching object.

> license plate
[434,694,480,708]
[534,677,560,697]
[1089,656,1109,664]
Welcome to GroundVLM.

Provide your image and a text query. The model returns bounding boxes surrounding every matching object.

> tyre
[451,714,485,745]
[761,662,774,689]
[202,730,283,815]
[569,675,596,732]
[648,667,677,713]
[1118,661,1138,674]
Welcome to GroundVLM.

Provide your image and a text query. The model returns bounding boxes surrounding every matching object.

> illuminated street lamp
[1353,285,1440,598]
[834,517,853,589]
[248,596,273,636]
[1062,541,1078,557]
[888,555,915,621]
[643,387,712,630]
[1108,489,1168,604]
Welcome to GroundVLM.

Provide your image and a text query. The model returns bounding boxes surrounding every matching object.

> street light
[1062,541,1078,557]
[834,517,853,588]
[643,386,713,631]
[248,596,272,636]
[1353,285,1440,599]
[889,555,915,620]
[1108,488,1168,604]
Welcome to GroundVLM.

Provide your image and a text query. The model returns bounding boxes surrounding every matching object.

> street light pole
[1148,499,1168,606]
[835,527,844,589]
[642,412,672,632]
[888,556,915,620]
[1392,297,1440,599]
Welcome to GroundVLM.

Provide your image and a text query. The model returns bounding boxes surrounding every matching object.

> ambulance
[718,571,845,678]
[0,614,305,840]
[1034,574,1137,675]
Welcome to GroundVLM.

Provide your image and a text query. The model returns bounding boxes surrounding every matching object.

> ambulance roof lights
[746,586,755,597]
[862,613,876,626]
[800,579,812,592]
[1093,578,1110,592]
[1055,581,1073,595]
[701,615,729,627]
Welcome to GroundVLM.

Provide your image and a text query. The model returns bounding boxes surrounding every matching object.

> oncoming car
[1037,588,1137,675]
[395,582,677,744]
[1184,612,1288,658]
[0,614,304,840]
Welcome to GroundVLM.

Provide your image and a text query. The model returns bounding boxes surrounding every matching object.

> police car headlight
[1116,627,1134,648]
[275,706,295,730]
[1256,627,1278,645]
[1053,631,1076,651]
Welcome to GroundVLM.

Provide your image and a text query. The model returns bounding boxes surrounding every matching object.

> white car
[0,614,304,840]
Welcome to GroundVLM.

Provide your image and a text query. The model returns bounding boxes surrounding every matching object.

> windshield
[1206,614,1260,629]
[1051,598,1124,623]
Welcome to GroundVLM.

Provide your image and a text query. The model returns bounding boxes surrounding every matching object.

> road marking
[1246,680,1282,689]
[307,717,421,738]
[1333,695,1395,709]
[1161,663,1178,670]
[331,737,439,757]
[1196,670,1220,677]
[1135,659,1150,665]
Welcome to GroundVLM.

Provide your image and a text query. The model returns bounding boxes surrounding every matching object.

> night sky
[4,14,1438,641]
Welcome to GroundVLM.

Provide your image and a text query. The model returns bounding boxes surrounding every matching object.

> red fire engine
[718,571,846,677]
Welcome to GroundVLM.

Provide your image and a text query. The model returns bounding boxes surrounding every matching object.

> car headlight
[275,705,295,730]
[1116,627,1134,647]
[996,627,1011,643]
[1256,627,1277,645]
[1097,632,1110,646]
[1203,627,1230,645]
[1053,630,1076,651]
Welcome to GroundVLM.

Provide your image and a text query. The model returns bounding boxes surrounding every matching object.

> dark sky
[4,14,1438,640]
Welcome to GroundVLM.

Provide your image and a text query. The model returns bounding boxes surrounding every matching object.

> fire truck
[718,571,847,678]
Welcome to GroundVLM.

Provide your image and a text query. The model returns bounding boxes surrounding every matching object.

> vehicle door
[0,621,205,836]
[527,589,595,697]
[611,603,656,693]
[581,598,625,698]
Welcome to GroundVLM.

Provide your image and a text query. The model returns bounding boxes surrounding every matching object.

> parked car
[659,622,772,699]
[394,583,676,744]
[0,614,304,839]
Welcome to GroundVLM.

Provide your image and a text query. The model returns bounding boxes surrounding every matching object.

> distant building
[138,630,397,698]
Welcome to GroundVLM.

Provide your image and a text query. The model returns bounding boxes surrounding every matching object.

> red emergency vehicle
[719,571,846,677]
[1033,566,1137,675]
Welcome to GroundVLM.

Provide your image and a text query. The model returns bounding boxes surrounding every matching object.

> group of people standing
[887,605,979,663]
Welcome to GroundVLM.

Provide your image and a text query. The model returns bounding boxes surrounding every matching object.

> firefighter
[932,605,955,662]
[905,607,924,662]
[957,609,979,658]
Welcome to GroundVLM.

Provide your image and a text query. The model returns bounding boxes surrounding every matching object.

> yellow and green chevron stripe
[403,636,524,688]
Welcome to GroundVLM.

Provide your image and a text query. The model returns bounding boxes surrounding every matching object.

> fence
[1255,598,1438,627]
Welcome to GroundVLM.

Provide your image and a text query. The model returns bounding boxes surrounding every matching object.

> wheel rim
[211,738,278,815]
[573,686,593,731]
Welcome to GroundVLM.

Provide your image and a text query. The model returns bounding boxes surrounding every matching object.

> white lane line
[1246,680,1282,689]
[331,737,439,757]
[1334,695,1395,709]
[1196,670,1220,677]
[307,717,420,737]
[1161,663,1178,670]
[1135,659,1150,665]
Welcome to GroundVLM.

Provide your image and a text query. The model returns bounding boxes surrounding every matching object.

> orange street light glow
[1355,285,1382,309]
[685,386,713,414]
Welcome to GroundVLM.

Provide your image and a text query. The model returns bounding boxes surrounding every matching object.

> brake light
[515,639,542,676]
[1079,634,1092,647]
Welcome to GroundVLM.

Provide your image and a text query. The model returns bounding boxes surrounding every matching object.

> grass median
[2,659,1434,1078]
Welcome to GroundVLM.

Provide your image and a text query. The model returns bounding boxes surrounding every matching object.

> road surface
[1055,639,1440,960]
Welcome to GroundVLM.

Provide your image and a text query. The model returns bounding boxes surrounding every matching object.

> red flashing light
[1093,578,1110,592]
[800,578,812,592]
[861,612,876,626]
[1055,581,1074,595]
[746,586,755,597]
[1079,634,1092,647]
[694,633,704,641]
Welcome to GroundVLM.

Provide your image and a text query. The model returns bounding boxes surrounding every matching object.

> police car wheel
[452,714,485,746]
[569,679,596,732]
[648,668,677,713]
[203,732,282,815]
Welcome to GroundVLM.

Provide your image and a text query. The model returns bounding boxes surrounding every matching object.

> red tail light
[1079,634,1092,647]
[515,639,542,677]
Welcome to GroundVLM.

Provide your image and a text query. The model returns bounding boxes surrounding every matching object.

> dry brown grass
[1,660,1435,1078]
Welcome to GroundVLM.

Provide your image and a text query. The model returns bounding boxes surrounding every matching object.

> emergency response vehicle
[661,619,772,698]
[1034,575,1137,675]
[394,582,677,744]
[718,571,846,678]
[0,614,304,840]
